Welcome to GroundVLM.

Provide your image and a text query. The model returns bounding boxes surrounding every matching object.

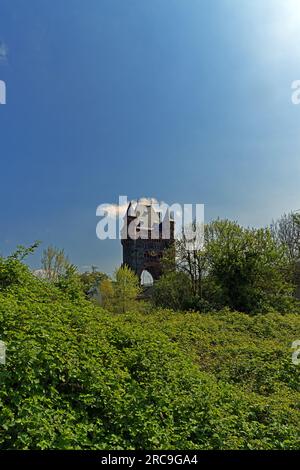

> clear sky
[1,0,300,274]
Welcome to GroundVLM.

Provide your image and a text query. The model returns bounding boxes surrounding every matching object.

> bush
[0,256,300,449]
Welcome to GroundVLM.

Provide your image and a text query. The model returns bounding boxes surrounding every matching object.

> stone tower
[121,199,175,282]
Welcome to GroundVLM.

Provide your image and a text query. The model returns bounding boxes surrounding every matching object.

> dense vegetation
[0,253,299,449]
[154,218,300,314]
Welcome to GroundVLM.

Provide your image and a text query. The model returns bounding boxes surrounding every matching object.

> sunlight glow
[241,0,300,65]
[273,0,300,41]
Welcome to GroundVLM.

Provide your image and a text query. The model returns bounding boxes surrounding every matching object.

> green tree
[271,212,300,300]
[153,271,193,310]
[206,220,297,313]
[79,269,108,297]
[159,219,299,314]
[99,278,114,309]
[112,265,141,313]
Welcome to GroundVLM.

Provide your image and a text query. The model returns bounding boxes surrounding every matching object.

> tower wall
[121,201,175,281]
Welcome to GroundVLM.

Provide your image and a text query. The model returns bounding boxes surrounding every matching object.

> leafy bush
[0,256,299,449]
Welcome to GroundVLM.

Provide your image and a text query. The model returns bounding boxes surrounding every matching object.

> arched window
[140,270,154,286]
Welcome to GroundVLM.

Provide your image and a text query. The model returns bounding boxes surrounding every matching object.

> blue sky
[1,0,300,274]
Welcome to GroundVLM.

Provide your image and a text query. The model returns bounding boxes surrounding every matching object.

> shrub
[0,256,299,449]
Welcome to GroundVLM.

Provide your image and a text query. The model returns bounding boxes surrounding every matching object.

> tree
[271,212,300,261]
[162,222,207,300]
[271,212,300,299]
[205,220,297,313]
[99,278,114,309]
[159,219,299,314]
[153,271,193,310]
[79,270,108,297]
[112,265,141,314]
[41,246,70,281]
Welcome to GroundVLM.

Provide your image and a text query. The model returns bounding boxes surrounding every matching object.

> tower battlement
[121,199,175,282]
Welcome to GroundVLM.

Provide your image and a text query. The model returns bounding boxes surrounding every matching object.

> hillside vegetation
[0,255,299,449]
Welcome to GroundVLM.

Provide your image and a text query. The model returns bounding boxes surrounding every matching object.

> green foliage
[270,212,300,299]
[110,265,141,314]
[79,270,108,297]
[271,211,300,261]
[55,264,86,302]
[99,278,114,309]
[159,219,299,314]
[153,272,193,310]
[40,247,106,302]
[8,242,41,261]
[0,255,299,449]
[206,220,297,313]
